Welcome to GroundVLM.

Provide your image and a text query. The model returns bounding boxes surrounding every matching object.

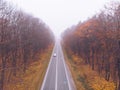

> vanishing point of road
[40,41,76,90]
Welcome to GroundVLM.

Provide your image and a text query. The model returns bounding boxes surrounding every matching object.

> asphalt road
[40,42,76,90]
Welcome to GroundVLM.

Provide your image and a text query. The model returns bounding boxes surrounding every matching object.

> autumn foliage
[0,0,54,89]
[62,2,120,90]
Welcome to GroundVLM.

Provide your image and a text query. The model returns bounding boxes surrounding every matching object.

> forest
[62,2,120,90]
[0,0,54,89]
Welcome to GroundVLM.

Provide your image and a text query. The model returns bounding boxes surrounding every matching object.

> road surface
[40,42,76,90]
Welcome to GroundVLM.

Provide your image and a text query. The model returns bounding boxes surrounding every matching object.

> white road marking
[60,44,71,90]
[41,42,75,90]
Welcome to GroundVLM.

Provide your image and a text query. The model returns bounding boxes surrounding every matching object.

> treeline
[62,2,120,90]
[0,0,54,89]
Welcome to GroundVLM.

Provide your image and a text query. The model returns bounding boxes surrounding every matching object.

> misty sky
[8,0,119,37]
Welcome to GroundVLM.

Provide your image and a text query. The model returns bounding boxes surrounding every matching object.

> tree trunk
[0,57,6,90]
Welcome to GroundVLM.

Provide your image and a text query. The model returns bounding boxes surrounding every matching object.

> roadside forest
[62,2,120,90]
[0,0,54,89]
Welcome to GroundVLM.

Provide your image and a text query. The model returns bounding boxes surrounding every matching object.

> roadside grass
[5,46,53,90]
[63,50,115,90]
[77,75,93,90]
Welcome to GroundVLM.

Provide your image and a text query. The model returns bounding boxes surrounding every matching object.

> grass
[63,49,115,90]
[77,75,93,90]
[4,46,53,90]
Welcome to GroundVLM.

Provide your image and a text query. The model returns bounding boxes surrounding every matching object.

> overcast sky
[8,0,119,37]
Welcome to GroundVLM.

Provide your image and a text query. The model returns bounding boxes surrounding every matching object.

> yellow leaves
[65,53,116,90]
[91,77,115,90]
[4,46,53,90]
[72,54,82,64]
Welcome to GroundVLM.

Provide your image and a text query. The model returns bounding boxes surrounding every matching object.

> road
[40,42,76,90]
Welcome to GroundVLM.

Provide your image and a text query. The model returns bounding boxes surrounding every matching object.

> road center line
[55,44,58,90]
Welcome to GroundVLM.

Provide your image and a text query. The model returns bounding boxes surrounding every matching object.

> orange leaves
[72,54,81,64]
[91,77,115,90]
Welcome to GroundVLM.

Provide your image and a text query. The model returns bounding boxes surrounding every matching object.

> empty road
[40,42,76,90]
